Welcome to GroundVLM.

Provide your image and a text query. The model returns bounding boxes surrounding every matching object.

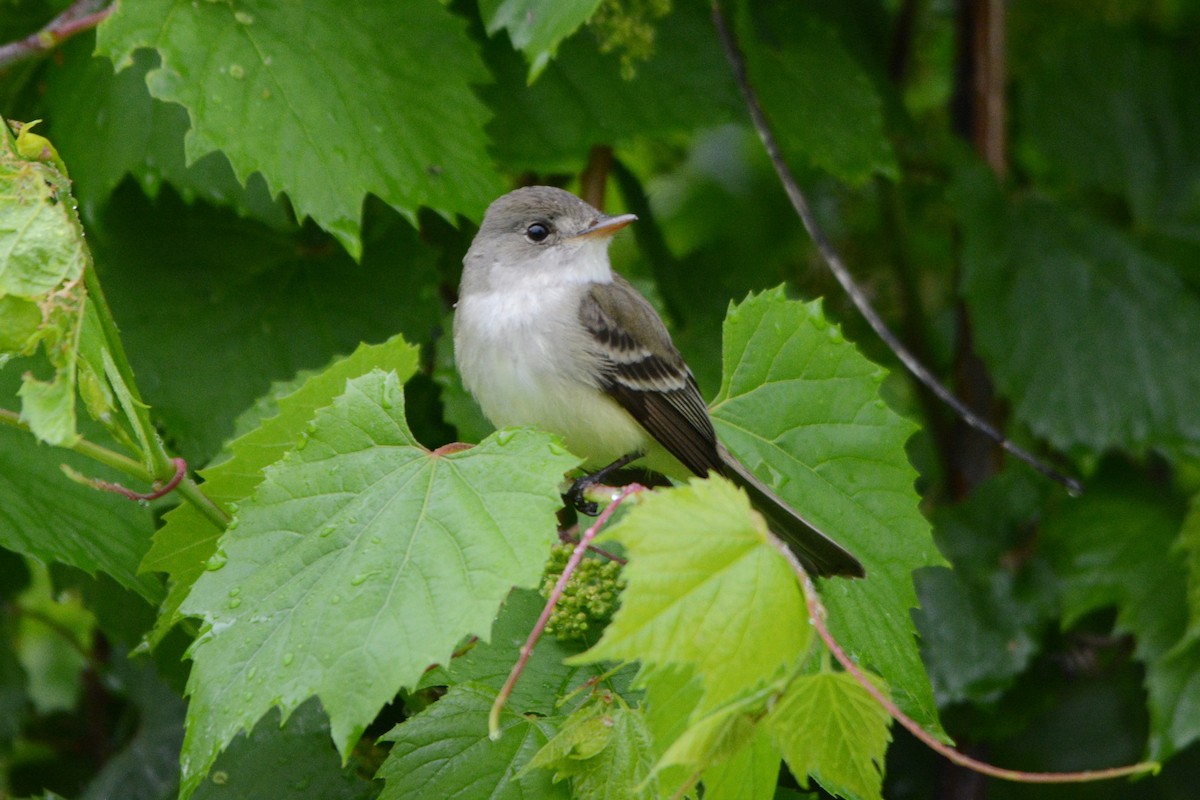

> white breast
[453,284,648,465]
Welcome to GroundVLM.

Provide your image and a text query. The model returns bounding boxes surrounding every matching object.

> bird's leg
[566,451,643,515]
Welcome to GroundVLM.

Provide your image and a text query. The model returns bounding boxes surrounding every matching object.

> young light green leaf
[767,671,892,800]
[570,477,811,711]
[710,288,942,732]
[480,0,602,80]
[177,370,579,798]
[141,335,419,647]
[97,1,503,257]
[379,683,566,800]
[654,690,766,777]
[525,690,658,799]
[700,727,781,800]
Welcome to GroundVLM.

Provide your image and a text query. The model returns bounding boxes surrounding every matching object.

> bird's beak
[571,213,637,240]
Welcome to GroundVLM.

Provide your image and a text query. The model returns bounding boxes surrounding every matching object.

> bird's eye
[525,222,551,243]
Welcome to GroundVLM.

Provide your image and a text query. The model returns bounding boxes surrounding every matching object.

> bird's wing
[580,275,723,476]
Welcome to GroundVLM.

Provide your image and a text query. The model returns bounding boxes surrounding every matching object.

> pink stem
[774,540,1157,783]
[92,457,187,502]
[488,483,645,738]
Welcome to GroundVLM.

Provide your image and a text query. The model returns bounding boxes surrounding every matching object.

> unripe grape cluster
[540,542,626,642]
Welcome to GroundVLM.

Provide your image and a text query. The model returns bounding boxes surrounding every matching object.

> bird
[453,185,863,578]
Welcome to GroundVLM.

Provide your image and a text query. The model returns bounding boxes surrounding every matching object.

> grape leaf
[177,370,580,797]
[141,334,419,647]
[78,657,184,800]
[97,0,502,257]
[420,588,626,717]
[767,671,892,800]
[193,700,374,800]
[700,728,781,800]
[379,683,565,800]
[655,689,766,778]
[1015,23,1200,227]
[571,477,811,711]
[1040,464,1192,758]
[0,373,159,602]
[525,690,657,800]
[480,0,601,80]
[956,169,1200,461]
[1180,495,1200,640]
[0,124,89,445]
[91,188,441,464]
[710,288,942,732]
[483,2,739,173]
[40,38,290,229]
[914,469,1056,705]
[736,2,897,185]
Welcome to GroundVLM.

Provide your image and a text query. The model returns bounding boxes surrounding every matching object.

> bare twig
[709,1,1082,496]
[488,483,645,738]
[0,0,113,71]
[769,535,1158,783]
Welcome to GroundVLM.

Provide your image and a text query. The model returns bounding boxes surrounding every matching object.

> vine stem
[488,483,645,739]
[770,536,1159,784]
[709,0,1082,497]
[0,0,112,70]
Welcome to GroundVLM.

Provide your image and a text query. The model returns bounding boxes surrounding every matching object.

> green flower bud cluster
[589,0,672,80]
[540,542,625,642]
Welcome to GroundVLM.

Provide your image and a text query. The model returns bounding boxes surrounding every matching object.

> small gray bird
[454,186,863,578]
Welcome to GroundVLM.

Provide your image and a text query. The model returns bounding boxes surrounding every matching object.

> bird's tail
[718,446,865,579]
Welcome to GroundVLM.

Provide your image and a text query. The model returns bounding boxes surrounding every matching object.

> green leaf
[378,683,565,800]
[40,38,291,228]
[571,477,811,711]
[525,690,657,799]
[480,0,601,80]
[1,125,90,446]
[193,700,375,800]
[1179,494,1200,640]
[0,377,159,601]
[177,370,579,797]
[956,172,1200,461]
[710,288,942,732]
[96,0,502,257]
[1040,464,1190,757]
[737,2,897,185]
[655,690,765,777]
[1015,22,1200,226]
[78,656,184,800]
[91,188,441,464]
[700,727,781,800]
[766,671,892,800]
[142,334,419,646]
[0,130,84,297]
[914,469,1055,705]
[484,2,740,173]
[421,588,626,716]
